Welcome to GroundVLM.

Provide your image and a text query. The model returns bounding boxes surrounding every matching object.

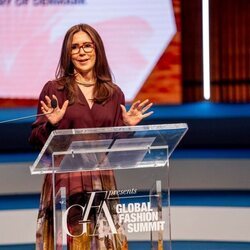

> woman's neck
[74,71,96,84]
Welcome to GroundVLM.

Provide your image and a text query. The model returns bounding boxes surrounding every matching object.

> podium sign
[30,123,188,250]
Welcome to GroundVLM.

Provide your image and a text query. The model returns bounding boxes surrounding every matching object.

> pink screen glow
[0,0,176,102]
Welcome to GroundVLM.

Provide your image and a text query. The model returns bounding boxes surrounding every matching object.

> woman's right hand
[40,95,69,125]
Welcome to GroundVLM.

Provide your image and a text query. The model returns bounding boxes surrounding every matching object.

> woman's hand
[40,95,69,125]
[120,99,153,126]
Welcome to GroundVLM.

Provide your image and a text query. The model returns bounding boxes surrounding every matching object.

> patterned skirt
[36,170,128,250]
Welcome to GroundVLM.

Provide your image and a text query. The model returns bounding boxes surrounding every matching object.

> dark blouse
[30,81,127,249]
[29,80,125,148]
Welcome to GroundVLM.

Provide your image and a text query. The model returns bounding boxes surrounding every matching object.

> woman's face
[71,31,96,77]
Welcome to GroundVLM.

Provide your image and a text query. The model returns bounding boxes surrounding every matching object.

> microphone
[0,99,58,124]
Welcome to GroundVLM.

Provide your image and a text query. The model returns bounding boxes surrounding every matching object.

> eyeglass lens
[71,43,94,54]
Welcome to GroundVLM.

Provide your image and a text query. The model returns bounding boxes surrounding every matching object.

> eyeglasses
[71,42,95,54]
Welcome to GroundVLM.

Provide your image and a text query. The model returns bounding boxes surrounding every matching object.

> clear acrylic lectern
[30,123,188,250]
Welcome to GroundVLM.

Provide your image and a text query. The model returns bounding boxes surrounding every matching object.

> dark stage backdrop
[182,0,250,103]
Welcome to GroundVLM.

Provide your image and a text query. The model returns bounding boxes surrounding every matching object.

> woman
[29,23,153,250]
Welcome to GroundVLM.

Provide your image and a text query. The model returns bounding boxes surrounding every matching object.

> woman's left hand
[120,99,153,126]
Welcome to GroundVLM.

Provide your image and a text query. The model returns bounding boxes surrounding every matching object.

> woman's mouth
[78,58,88,63]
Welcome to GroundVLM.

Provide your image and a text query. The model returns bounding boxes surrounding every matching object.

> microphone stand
[0,99,57,124]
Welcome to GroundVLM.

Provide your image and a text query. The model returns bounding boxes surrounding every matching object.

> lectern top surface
[30,123,188,174]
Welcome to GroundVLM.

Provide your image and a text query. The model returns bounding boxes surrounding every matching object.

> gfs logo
[62,191,117,237]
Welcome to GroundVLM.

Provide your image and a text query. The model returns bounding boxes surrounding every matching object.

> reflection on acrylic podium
[30,123,188,250]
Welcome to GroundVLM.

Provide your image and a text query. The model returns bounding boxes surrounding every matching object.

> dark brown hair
[55,23,115,104]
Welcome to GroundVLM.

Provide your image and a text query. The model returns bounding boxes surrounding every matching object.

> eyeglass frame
[71,42,95,54]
